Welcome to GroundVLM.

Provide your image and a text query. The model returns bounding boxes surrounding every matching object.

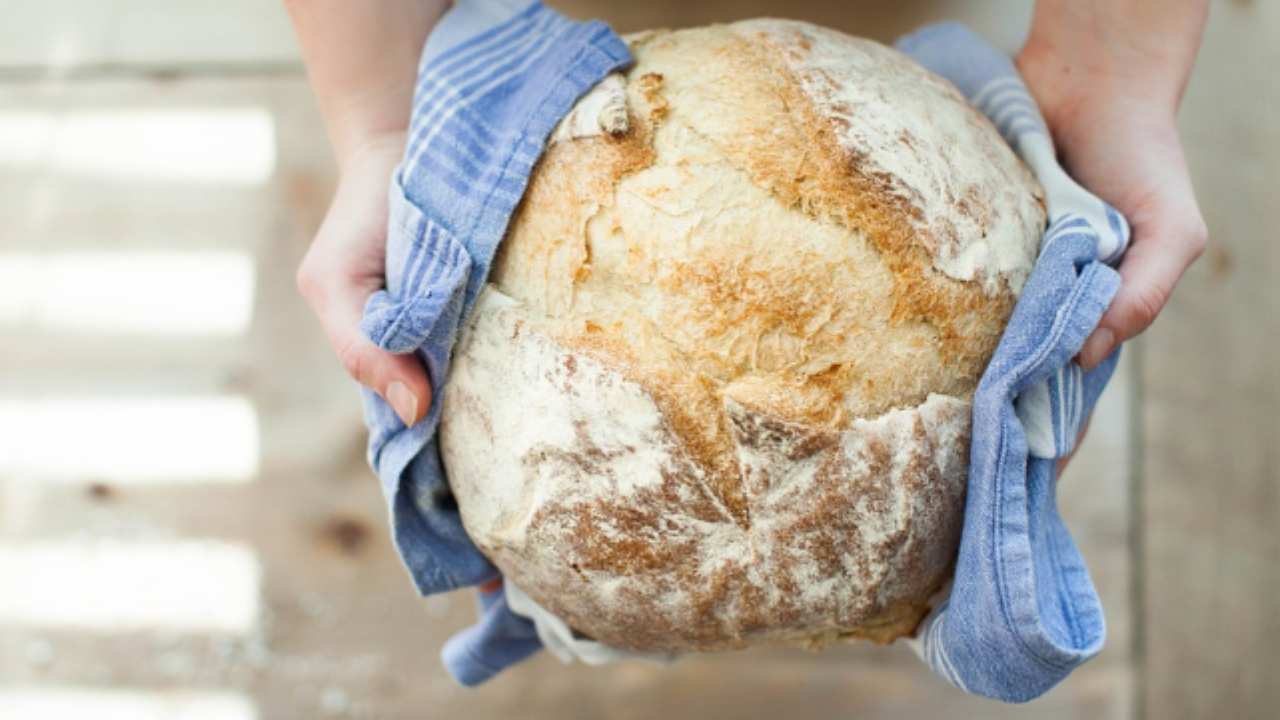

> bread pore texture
[439,18,1045,653]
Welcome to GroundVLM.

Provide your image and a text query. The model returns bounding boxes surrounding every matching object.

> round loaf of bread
[439,19,1045,652]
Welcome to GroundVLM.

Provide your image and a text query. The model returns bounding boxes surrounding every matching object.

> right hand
[1016,0,1209,371]
[296,131,431,427]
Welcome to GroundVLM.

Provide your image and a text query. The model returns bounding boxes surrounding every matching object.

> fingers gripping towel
[361,2,1131,700]
[894,22,1129,701]
[356,0,632,686]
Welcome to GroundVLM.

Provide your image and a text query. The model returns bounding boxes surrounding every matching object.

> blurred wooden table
[0,2,1273,718]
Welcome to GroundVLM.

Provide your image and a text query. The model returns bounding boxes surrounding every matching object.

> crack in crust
[443,293,971,651]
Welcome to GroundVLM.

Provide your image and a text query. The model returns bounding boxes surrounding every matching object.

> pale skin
[285,1,1209,491]
[285,0,449,432]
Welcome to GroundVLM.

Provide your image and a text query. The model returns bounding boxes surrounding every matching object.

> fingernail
[386,381,418,426]
[1079,328,1114,370]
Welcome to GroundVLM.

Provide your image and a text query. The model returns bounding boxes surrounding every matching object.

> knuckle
[294,257,321,302]
[1184,218,1209,259]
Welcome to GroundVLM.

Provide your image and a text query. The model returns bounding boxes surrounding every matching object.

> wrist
[1015,40,1180,143]
[285,0,445,171]
[327,84,413,171]
[337,130,408,182]
[334,125,408,172]
[1016,0,1207,128]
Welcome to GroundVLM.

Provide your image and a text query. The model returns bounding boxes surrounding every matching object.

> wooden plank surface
[1140,2,1280,718]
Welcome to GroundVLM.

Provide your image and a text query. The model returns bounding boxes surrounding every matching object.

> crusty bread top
[744,19,1044,292]
[490,20,1043,526]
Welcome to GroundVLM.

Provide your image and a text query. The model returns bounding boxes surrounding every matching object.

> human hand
[295,131,430,427]
[1014,1,1208,472]
[1016,1,1208,371]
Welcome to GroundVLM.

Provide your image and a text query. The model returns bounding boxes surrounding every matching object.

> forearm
[1021,0,1209,120]
[284,0,449,167]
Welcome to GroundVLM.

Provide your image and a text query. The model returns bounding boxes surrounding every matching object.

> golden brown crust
[448,20,1044,651]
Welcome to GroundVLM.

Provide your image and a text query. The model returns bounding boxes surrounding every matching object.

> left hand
[295,131,431,427]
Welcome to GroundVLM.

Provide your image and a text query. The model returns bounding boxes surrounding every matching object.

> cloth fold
[356,0,633,683]
[440,585,542,687]
[361,6,1129,702]
[895,22,1127,701]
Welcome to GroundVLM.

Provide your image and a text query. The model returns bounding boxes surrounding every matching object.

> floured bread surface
[439,19,1044,652]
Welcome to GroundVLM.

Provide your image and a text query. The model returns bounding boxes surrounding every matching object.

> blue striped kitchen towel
[355,0,632,686]
[358,3,1131,700]
[895,22,1129,701]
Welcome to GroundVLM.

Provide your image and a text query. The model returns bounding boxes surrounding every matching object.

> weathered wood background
[0,1,1272,718]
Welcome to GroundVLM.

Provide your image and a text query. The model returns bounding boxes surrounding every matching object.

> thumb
[299,268,432,427]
